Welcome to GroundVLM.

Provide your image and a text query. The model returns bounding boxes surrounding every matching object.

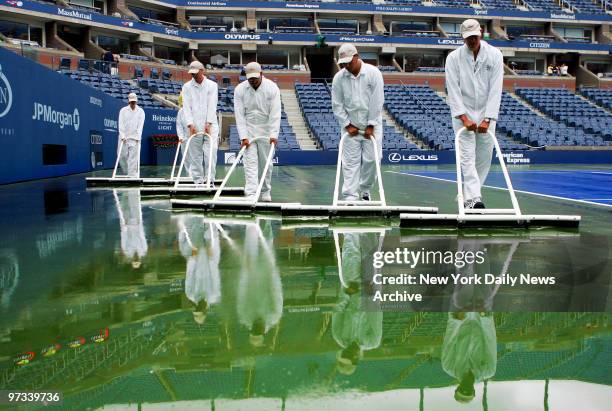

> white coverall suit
[181,77,219,185]
[441,312,497,385]
[445,40,504,203]
[234,77,282,201]
[178,216,221,308]
[236,220,283,336]
[332,231,383,363]
[332,63,384,201]
[117,105,145,177]
[114,189,148,262]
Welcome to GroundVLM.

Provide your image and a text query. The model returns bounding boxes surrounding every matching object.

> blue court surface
[389,167,612,207]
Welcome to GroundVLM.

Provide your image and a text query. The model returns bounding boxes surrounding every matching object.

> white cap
[337,43,358,64]
[461,19,482,39]
[188,60,205,74]
[128,92,137,102]
[245,62,262,79]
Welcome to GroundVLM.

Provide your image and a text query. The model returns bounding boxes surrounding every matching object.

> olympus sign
[224,33,261,41]
[32,103,80,131]
[388,153,438,163]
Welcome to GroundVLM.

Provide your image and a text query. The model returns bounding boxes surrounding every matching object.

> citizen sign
[0,66,12,118]
[388,153,438,163]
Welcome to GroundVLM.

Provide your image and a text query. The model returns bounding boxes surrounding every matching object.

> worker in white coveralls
[234,62,282,202]
[113,189,147,269]
[236,220,282,347]
[332,43,384,202]
[441,311,497,403]
[445,19,504,209]
[441,235,504,404]
[177,215,221,325]
[117,93,145,177]
[180,60,219,186]
[333,231,383,375]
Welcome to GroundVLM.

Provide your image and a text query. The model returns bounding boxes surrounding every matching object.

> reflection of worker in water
[332,231,383,375]
[113,190,147,268]
[0,249,19,311]
[178,216,221,325]
[441,237,517,403]
[237,220,282,347]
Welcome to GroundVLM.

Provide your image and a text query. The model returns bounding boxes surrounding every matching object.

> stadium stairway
[280,89,320,150]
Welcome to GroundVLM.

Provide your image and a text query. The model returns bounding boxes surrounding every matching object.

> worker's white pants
[202,133,218,184]
[453,120,496,202]
[341,130,383,201]
[181,124,218,185]
[244,139,273,200]
[118,140,140,177]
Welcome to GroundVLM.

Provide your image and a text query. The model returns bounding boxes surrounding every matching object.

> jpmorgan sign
[32,103,80,131]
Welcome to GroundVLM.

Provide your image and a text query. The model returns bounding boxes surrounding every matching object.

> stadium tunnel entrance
[306,47,337,82]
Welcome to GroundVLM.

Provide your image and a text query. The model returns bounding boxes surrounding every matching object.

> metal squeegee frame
[399,127,581,228]
[281,132,438,218]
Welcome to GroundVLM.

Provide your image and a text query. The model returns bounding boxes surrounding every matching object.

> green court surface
[0,164,610,410]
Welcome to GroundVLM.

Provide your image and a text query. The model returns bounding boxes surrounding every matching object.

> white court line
[401,170,612,175]
[386,170,612,209]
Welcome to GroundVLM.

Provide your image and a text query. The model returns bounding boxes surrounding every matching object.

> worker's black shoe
[473,201,486,209]
[361,193,370,201]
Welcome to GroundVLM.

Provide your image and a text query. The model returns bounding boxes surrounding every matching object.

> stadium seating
[497,92,591,147]
[385,85,528,150]
[430,0,472,8]
[61,70,163,109]
[480,0,518,10]
[384,0,425,5]
[516,87,612,143]
[139,78,182,94]
[523,0,564,11]
[295,83,419,151]
[228,112,301,151]
[564,0,606,14]
[579,87,612,111]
